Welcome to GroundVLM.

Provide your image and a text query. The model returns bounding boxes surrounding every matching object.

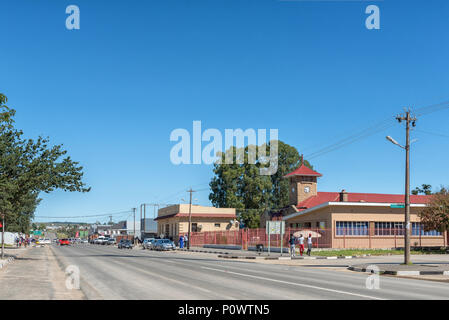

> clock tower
[284,162,322,206]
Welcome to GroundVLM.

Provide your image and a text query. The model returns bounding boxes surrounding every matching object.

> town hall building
[262,164,447,249]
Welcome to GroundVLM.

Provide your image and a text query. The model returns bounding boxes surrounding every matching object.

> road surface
[50,244,449,300]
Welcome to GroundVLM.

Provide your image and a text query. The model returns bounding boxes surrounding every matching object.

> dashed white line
[201,266,385,300]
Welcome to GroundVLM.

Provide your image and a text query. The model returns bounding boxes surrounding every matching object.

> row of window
[160,223,223,235]
[336,221,441,236]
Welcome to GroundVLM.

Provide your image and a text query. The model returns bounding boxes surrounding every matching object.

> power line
[415,129,449,138]
[34,209,133,219]
[302,99,449,161]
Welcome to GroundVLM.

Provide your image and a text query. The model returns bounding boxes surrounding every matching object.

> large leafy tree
[0,93,90,239]
[209,140,312,228]
[418,187,449,232]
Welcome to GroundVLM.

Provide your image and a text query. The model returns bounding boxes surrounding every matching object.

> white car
[94,236,106,244]
[37,238,51,245]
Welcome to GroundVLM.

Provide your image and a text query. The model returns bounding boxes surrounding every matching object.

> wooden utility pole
[396,109,417,265]
[1,213,4,260]
[132,207,136,245]
[187,188,195,250]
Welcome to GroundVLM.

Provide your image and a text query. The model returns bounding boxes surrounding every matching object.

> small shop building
[155,204,238,240]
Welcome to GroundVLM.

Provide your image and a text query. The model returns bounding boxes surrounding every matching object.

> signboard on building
[266,221,285,235]
[390,204,405,208]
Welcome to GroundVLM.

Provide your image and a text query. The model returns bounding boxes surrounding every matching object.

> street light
[386,136,404,148]
[386,110,417,265]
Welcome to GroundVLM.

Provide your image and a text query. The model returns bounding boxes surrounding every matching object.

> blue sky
[1,0,448,223]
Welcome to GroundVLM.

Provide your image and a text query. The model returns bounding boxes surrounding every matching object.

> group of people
[289,233,313,257]
[15,236,30,247]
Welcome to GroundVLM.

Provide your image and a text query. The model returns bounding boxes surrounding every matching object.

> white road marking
[201,266,386,300]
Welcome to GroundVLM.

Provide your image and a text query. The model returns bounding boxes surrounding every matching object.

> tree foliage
[412,184,433,195]
[418,187,449,232]
[209,141,312,228]
[0,93,90,232]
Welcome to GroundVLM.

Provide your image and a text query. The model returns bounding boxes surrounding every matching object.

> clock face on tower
[304,186,310,193]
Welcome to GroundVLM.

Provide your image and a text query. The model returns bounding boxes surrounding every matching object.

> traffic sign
[266,221,285,235]
[390,204,405,208]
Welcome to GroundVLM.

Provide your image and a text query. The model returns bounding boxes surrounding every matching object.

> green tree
[0,93,90,241]
[418,187,449,232]
[209,141,311,228]
[412,184,433,195]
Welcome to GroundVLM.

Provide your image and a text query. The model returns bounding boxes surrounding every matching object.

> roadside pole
[280,221,283,257]
[187,188,195,250]
[1,213,4,260]
[268,223,270,256]
[132,207,136,245]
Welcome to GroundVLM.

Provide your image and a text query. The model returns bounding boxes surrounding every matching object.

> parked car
[153,239,175,251]
[142,238,156,250]
[118,239,133,249]
[107,238,116,245]
[94,236,106,245]
[82,239,89,244]
[59,239,70,246]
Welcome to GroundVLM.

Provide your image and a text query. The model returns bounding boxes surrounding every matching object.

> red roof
[284,165,322,178]
[296,192,430,211]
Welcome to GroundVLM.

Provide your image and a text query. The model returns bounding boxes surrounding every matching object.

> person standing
[307,234,313,256]
[179,235,184,249]
[298,234,304,256]
[289,234,296,257]
[184,234,188,248]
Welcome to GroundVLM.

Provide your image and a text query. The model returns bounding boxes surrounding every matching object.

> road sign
[266,221,285,235]
[390,204,405,208]
[33,230,42,235]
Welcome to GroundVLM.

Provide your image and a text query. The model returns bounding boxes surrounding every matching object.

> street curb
[218,254,370,260]
[348,266,449,276]
[0,256,15,269]
[176,248,230,255]
[0,247,30,270]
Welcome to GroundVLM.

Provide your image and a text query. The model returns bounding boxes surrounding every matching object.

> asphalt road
[51,244,449,300]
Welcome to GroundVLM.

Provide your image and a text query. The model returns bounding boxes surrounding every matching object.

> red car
[59,239,70,246]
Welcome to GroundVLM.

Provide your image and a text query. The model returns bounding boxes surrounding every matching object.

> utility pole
[396,109,417,265]
[187,188,196,250]
[1,213,4,260]
[109,215,113,238]
[132,208,136,245]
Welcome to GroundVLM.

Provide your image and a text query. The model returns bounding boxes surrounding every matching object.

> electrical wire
[34,209,133,219]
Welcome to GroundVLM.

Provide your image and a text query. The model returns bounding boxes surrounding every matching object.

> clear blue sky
[1,0,448,223]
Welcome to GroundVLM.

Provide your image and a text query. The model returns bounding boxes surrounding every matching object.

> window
[192,223,198,232]
[336,221,368,236]
[374,222,405,236]
[412,223,441,236]
[215,223,221,228]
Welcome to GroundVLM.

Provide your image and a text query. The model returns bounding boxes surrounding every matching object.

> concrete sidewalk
[0,245,85,300]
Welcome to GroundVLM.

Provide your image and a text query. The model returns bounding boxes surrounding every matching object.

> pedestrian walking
[307,234,313,256]
[298,234,305,256]
[289,234,296,257]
